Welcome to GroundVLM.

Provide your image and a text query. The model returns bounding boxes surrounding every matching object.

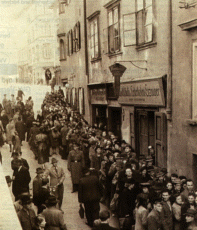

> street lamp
[109,63,126,98]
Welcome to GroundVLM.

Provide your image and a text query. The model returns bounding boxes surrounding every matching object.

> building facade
[57,0,90,121]
[85,0,170,169]
[58,0,197,180]
[169,0,197,182]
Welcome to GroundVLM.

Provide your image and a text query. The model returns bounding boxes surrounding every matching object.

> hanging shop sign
[118,78,165,106]
[90,88,108,104]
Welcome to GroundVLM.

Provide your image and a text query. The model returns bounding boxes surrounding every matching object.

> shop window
[136,0,154,45]
[107,4,121,54]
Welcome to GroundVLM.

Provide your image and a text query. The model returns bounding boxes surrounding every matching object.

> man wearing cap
[17,195,38,230]
[42,195,67,230]
[67,141,85,193]
[33,167,44,208]
[44,158,65,209]
[185,209,197,230]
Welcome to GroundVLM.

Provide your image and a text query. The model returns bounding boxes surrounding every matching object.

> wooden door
[138,111,149,156]
[155,112,167,168]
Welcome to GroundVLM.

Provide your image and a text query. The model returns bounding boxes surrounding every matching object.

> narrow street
[1,137,119,229]
[1,140,91,230]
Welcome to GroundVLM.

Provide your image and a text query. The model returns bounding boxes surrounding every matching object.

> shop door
[137,110,155,157]
[155,112,167,168]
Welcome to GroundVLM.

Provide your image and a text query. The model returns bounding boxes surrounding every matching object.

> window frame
[58,33,66,61]
[89,15,101,61]
[107,3,121,55]
[136,0,154,46]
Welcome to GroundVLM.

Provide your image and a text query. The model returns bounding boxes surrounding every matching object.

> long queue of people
[24,91,197,230]
[2,89,197,230]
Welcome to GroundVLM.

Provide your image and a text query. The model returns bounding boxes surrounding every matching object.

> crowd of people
[1,88,197,230]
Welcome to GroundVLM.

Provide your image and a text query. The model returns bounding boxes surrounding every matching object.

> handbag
[79,204,84,219]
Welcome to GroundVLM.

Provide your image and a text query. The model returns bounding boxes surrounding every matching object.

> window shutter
[102,28,108,54]
[155,112,167,168]
[108,25,114,53]
[78,21,81,50]
[73,28,76,52]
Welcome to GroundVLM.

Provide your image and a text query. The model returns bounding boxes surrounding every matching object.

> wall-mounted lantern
[109,63,126,98]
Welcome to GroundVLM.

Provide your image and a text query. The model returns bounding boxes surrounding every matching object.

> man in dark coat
[78,168,102,227]
[33,167,44,208]
[12,159,31,201]
[15,116,26,143]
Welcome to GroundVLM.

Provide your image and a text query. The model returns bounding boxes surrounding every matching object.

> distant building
[17,0,60,85]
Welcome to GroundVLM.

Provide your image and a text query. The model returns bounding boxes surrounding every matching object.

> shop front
[118,77,167,168]
[88,83,122,137]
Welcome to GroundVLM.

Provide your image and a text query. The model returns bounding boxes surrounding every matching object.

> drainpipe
[167,0,172,175]
[84,0,89,82]
[84,0,91,123]
[167,0,172,121]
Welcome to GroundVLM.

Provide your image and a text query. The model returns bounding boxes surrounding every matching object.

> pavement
[1,140,120,230]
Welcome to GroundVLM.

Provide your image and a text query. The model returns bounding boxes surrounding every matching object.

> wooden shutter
[130,109,135,151]
[102,28,108,54]
[73,28,76,52]
[78,21,81,50]
[155,112,167,168]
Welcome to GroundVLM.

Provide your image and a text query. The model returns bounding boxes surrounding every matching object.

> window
[108,4,120,54]
[59,0,65,14]
[136,0,153,45]
[89,17,100,59]
[123,13,136,46]
[60,39,66,60]
[72,22,81,53]
[43,43,52,59]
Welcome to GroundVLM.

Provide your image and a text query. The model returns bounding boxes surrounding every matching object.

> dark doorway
[108,107,121,138]
[136,110,155,157]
